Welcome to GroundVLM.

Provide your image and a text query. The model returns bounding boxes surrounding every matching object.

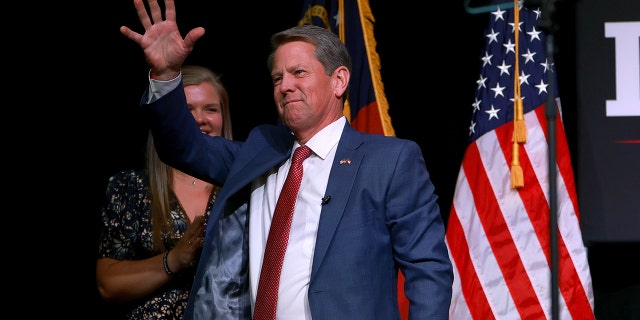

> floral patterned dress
[97,169,215,319]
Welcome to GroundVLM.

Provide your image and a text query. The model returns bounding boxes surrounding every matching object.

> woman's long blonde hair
[147,65,233,251]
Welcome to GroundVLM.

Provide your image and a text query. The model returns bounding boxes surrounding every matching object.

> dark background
[45,0,635,317]
[575,0,640,243]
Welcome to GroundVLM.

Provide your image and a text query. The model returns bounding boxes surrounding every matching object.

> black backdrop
[58,0,636,318]
[575,0,640,243]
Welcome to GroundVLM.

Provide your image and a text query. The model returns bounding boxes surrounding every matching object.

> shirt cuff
[147,69,182,103]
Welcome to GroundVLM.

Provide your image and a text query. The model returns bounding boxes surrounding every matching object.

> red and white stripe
[446,100,595,319]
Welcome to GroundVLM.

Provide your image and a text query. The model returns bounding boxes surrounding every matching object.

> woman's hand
[167,214,206,272]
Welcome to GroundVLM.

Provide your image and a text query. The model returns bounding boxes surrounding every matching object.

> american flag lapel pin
[339,159,351,165]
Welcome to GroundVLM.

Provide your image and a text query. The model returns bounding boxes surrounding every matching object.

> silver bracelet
[163,250,174,275]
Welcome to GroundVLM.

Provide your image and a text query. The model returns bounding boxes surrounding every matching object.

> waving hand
[119,0,205,80]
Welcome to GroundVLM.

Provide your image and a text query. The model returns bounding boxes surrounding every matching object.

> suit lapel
[310,124,364,280]
[219,125,294,199]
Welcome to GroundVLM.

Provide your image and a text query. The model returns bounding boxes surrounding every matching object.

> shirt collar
[293,116,346,160]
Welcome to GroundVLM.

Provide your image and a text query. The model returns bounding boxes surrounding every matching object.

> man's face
[270,41,341,141]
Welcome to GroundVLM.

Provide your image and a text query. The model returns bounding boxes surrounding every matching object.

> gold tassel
[511,141,524,189]
[513,97,527,143]
[510,0,525,189]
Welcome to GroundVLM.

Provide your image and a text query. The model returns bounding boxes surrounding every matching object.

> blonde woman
[96,65,248,319]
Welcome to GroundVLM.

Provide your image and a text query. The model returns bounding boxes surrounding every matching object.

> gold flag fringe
[355,0,395,136]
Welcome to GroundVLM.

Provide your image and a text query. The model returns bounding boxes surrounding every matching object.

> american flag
[446,5,595,319]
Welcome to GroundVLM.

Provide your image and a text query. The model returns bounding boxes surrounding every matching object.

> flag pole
[539,0,559,319]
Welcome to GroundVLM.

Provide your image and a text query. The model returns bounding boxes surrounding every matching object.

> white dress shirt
[249,117,344,320]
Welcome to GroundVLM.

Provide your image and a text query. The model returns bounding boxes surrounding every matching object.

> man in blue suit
[120,0,453,319]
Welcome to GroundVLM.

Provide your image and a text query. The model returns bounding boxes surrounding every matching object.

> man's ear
[332,66,350,98]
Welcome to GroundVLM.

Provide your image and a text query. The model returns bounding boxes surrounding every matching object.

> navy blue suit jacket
[144,84,453,320]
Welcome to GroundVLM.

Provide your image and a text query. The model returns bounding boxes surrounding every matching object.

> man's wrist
[150,68,181,81]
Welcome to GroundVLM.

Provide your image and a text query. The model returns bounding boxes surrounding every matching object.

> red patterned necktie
[253,145,312,320]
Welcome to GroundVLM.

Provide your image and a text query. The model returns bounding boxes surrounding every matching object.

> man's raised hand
[119,0,205,80]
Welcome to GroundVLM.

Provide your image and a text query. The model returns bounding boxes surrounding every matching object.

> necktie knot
[292,145,312,165]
